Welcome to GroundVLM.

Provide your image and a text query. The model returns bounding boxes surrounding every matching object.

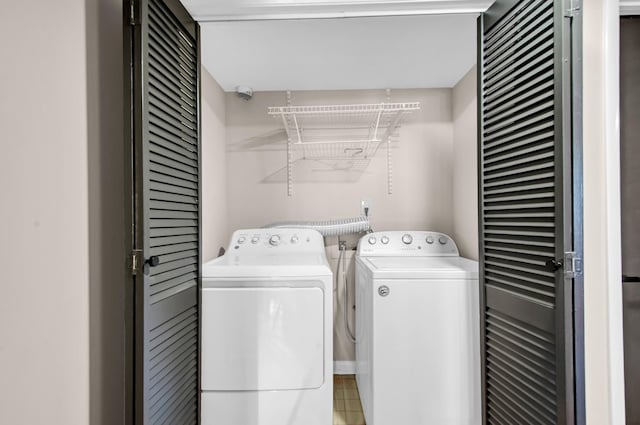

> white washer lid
[360,256,478,279]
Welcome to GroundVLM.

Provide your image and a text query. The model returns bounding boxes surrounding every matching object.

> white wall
[583,0,626,423]
[452,65,479,260]
[225,88,454,360]
[0,1,90,424]
[202,68,229,261]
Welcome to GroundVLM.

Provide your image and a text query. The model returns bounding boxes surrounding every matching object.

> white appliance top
[358,256,478,279]
[357,231,477,279]
[202,228,331,279]
[358,231,459,256]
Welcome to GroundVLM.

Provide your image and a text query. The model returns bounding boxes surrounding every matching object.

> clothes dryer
[201,228,332,425]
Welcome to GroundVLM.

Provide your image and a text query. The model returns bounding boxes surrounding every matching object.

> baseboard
[333,361,356,375]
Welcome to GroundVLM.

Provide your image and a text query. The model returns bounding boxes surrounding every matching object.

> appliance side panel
[371,278,481,424]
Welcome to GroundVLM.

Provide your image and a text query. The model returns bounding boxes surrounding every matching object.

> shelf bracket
[387,138,393,195]
[287,137,293,197]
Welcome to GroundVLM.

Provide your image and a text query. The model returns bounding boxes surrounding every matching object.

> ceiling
[197,14,479,92]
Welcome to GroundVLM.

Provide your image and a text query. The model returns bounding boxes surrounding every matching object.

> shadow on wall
[86,0,127,424]
[226,128,392,183]
[226,127,406,183]
[225,90,417,184]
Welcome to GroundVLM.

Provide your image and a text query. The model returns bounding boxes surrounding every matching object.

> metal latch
[130,0,136,25]
[131,249,143,275]
[564,251,583,279]
[565,0,580,18]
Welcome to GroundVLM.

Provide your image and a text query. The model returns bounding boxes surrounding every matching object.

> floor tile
[333,410,347,425]
[343,379,357,389]
[346,410,365,424]
[343,389,359,399]
[333,375,365,424]
[344,399,362,411]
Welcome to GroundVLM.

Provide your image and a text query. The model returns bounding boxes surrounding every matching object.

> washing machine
[201,228,333,425]
[355,231,480,425]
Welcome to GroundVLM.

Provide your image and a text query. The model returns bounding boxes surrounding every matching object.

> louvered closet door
[126,0,201,423]
[478,0,581,424]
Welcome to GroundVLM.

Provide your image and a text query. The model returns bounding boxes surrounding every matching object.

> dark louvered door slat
[479,0,581,424]
[127,0,201,423]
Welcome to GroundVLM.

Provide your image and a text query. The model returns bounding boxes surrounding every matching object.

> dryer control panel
[228,228,325,254]
[358,231,459,256]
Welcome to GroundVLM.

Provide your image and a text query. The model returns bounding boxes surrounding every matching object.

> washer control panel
[358,231,459,256]
[229,228,325,254]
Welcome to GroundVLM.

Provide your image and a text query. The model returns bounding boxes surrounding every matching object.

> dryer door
[202,285,324,391]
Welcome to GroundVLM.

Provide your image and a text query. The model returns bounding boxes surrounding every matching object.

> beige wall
[225,89,454,360]
[583,0,627,424]
[452,66,479,261]
[0,1,90,424]
[202,68,229,261]
[225,89,454,233]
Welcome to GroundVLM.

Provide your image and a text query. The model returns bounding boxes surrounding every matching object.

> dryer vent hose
[263,216,370,237]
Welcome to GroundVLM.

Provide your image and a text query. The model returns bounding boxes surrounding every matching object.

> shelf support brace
[287,137,293,197]
[283,91,294,196]
[387,137,393,195]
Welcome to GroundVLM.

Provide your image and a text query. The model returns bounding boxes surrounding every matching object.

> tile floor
[333,375,366,425]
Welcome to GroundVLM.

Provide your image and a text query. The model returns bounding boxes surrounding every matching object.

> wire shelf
[268,102,420,156]
[268,101,420,195]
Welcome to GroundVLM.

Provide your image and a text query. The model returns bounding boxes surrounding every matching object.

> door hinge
[129,0,136,25]
[564,251,583,279]
[565,0,580,18]
[130,249,143,275]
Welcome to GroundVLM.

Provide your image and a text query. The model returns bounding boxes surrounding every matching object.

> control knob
[237,236,246,244]
[269,235,281,246]
[401,234,413,245]
[368,236,377,245]
[381,236,390,245]
[251,236,260,244]
[439,236,448,245]
[291,235,299,244]
[426,236,434,244]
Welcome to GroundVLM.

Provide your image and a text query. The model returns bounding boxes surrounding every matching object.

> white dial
[368,236,377,245]
[237,236,246,244]
[426,236,434,244]
[381,236,390,244]
[402,234,413,244]
[291,235,299,244]
[269,235,281,246]
[439,236,448,245]
[251,236,260,244]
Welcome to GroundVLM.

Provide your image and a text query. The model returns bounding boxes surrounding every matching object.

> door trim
[569,1,585,423]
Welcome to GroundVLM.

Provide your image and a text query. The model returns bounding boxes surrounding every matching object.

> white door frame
[583,0,625,424]
[189,1,628,423]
